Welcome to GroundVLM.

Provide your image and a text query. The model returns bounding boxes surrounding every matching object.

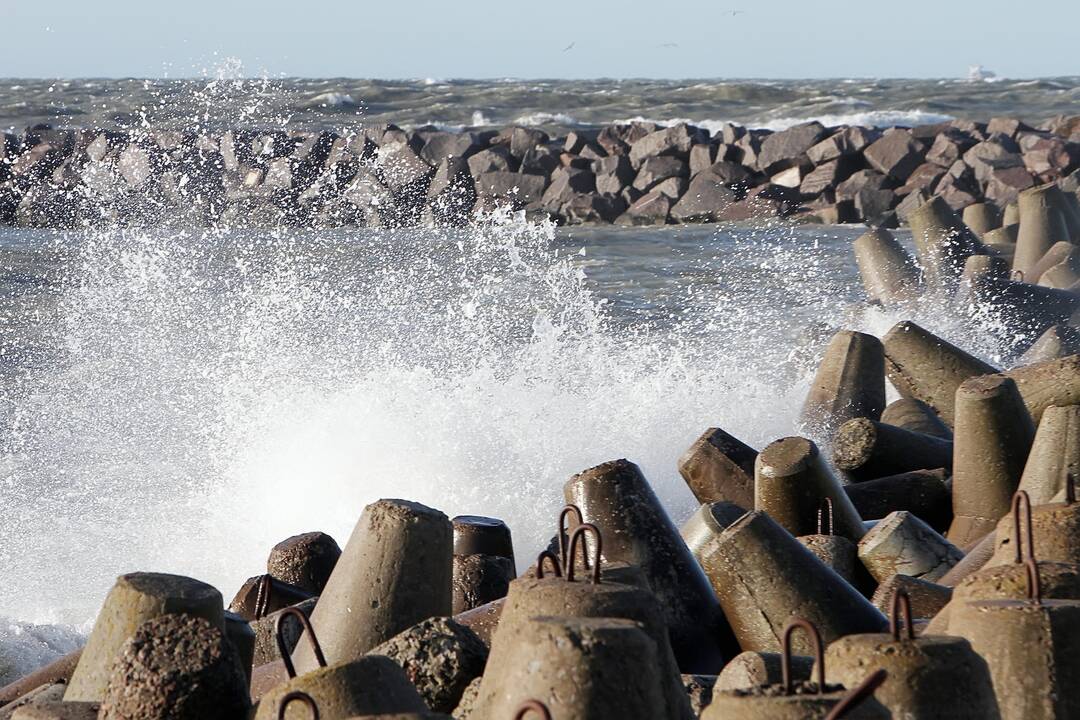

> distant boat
[967,65,997,82]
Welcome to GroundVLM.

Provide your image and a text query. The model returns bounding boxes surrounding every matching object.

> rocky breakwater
[2,115,1080,230]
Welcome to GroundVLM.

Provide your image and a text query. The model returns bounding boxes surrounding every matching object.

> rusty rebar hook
[254,574,273,620]
[782,617,826,695]
[825,669,888,720]
[566,523,602,584]
[276,606,327,679]
[818,497,835,536]
[889,589,914,641]
[279,690,319,720]
[1011,490,1035,564]
[558,504,584,575]
[513,699,553,720]
[1025,557,1043,606]
[535,550,563,579]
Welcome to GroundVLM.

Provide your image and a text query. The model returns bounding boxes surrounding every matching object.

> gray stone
[490,127,549,158]
[616,190,671,225]
[564,130,599,155]
[473,172,547,207]
[898,162,945,195]
[466,147,516,176]
[518,145,560,176]
[806,126,880,165]
[689,144,719,176]
[632,156,690,193]
[963,134,1024,184]
[593,155,635,195]
[369,617,487,714]
[419,132,481,167]
[426,157,477,226]
[756,121,827,173]
[983,164,1035,205]
[377,141,434,196]
[925,131,977,168]
[541,168,595,208]
[560,193,627,224]
[628,123,707,167]
[669,167,738,223]
[864,129,926,181]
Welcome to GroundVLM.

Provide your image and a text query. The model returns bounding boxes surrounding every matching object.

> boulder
[987,117,1035,138]
[519,145,561,176]
[898,162,945,196]
[632,156,690,193]
[799,158,857,198]
[669,169,738,223]
[925,131,977,168]
[806,126,879,165]
[426,157,477,226]
[719,123,747,145]
[863,129,926,181]
[564,130,599,155]
[983,164,1034,205]
[473,171,547,208]
[689,144,719,176]
[756,121,827,173]
[1021,134,1080,179]
[615,190,671,225]
[560,192,627,224]
[541,167,595,208]
[419,132,482,166]
[962,134,1024,184]
[836,170,897,225]
[490,126,549,159]
[467,146,516,176]
[628,123,707,167]
[594,155,635,195]
[376,141,434,195]
[652,176,687,199]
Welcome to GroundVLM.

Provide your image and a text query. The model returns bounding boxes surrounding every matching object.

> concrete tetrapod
[946,559,1080,720]
[702,618,889,719]
[266,532,341,595]
[1016,404,1080,505]
[64,572,225,702]
[755,437,865,542]
[681,501,750,558]
[0,652,81,706]
[797,499,859,587]
[223,611,255,683]
[841,468,952,534]
[229,575,314,621]
[693,511,886,655]
[451,554,514,615]
[677,427,758,509]
[962,202,1000,239]
[858,511,964,583]
[1039,259,1080,289]
[870,574,952,620]
[494,525,693,720]
[564,459,735,672]
[965,274,1080,349]
[949,374,1035,548]
[832,418,952,482]
[1003,354,1080,424]
[0,685,66,720]
[1013,183,1071,280]
[822,590,1000,719]
[907,195,986,289]
[852,227,921,305]
[451,515,515,564]
[1017,325,1080,365]
[799,330,885,439]
[470,616,668,720]
[1027,240,1079,285]
[255,608,428,720]
[715,651,813,693]
[291,499,452,673]
[881,321,998,427]
[98,614,250,720]
[879,398,952,440]
[986,486,1080,567]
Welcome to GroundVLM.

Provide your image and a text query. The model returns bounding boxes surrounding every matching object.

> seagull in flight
[563,42,575,52]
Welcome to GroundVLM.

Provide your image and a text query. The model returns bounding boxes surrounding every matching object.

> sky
[2,0,1079,79]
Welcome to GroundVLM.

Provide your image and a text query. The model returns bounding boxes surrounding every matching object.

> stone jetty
[2,115,1079,229]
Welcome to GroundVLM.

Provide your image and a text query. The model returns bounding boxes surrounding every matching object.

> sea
[0,73,1072,684]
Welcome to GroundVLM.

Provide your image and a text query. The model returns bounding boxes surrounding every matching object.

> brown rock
[864,129,926,181]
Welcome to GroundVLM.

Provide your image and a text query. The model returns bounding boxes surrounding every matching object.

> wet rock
[473,171,547,208]
[689,144,719,176]
[756,121,827,173]
[628,123,707,167]
[806,126,879,165]
[799,158,857,198]
[670,169,738,223]
[490,126,549,159]
[898,162,944,196]
[632,156,690,193]
[369,617,487,714]
[519,145,560,176]
[560,192,627,224]
[466,147,516,176]
[541,167,595,208]
[615,190,671,225]
[925,131,977,168]
[426,157,477,226]
[419,132,482,167]
[593,155,635,195]
[864,129,926,181]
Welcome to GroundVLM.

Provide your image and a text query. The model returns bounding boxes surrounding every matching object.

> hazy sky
[3,0,1079,79]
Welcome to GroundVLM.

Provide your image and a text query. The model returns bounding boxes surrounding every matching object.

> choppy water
[2,75,1079,135]
[0,71,1063,686]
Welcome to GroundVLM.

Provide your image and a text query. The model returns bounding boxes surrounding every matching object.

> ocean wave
[298,91,361,110]
[612,108,954,134]
[512,111,582,127]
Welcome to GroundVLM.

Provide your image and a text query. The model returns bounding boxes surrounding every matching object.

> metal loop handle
[535,550,563,579]
[1025,557,1043,605]
[1011,490,1035,564]
[279,690,319,720]
[818,497,834,536]
[254,574,273,620]
[566,523,602,584]
[889,589,914,641]
[825,669,888,720]
[513,699,553,720]
[558,504,584,574]
[276,606,327,678]
[782,617,826,695]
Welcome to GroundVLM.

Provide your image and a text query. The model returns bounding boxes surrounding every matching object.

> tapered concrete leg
[1028,241,1078,285]
[266,532,341,595]
[882,321,999,427]
[677,427,757,509]
[292,499,452,673]
[908,196,986,288]
[1017,404,1080,505]
[1013,184,1071,280]
[714,651,813,692]
[1003,354,1080,424]
[1017,326,1080,365]
[871,574,952,620]
[879,398,952,440]
[949,375,1035,548]
[842,468,952,534]
[858,511,964,583]
[963,202,1000,239]
[853,227,922,304]
[832,418,952,481]
[799,330,885,438]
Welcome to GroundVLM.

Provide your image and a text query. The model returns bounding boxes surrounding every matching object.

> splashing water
[0,212,1020,682]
